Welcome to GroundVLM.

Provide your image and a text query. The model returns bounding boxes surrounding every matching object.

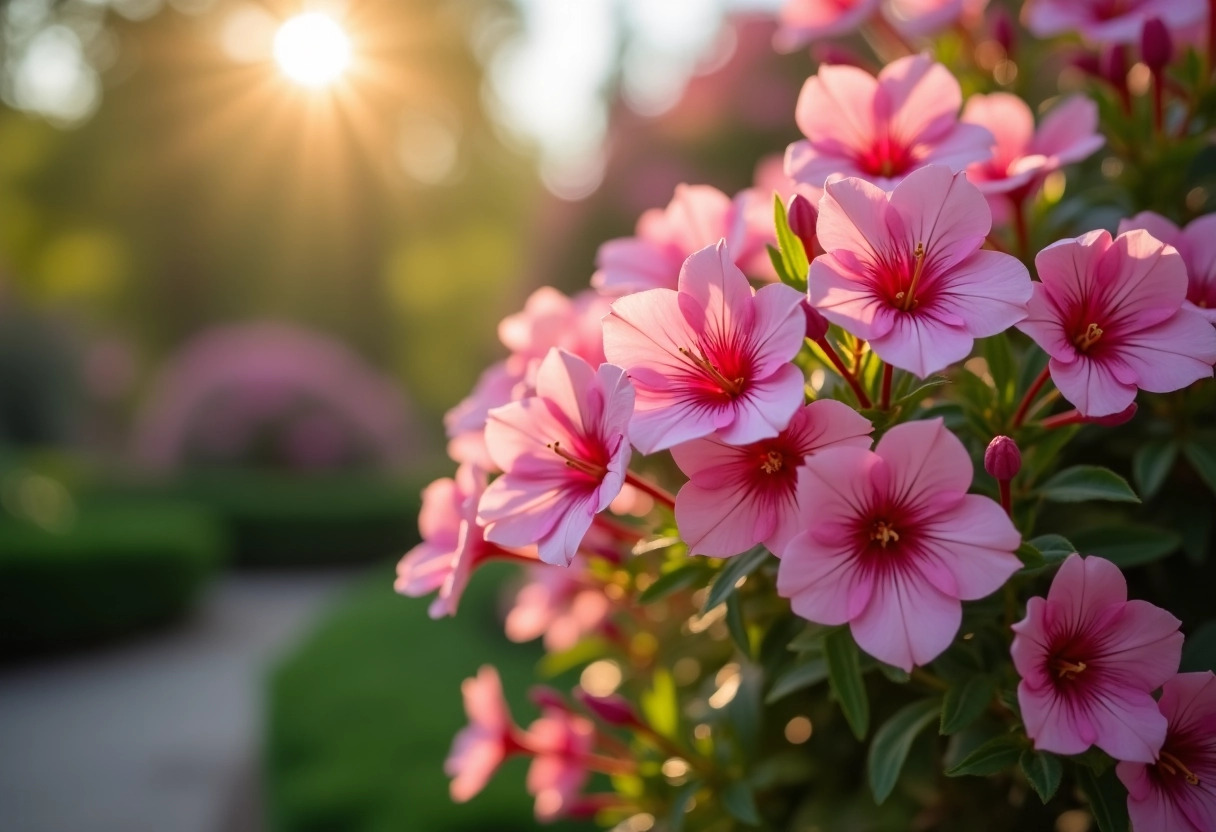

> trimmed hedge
[267,564,591,832]
[0,503,225,658]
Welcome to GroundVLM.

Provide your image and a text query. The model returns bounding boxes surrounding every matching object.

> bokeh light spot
[273,13,351,88]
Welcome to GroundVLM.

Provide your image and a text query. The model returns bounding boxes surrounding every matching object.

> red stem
[1012,366,1052,429]
[880,363,894,411]
[998,479,1012,517]
[1152,72,1165,135]
[1040,409,1085,430]
[624,472,676,510]
[817,337,873,408]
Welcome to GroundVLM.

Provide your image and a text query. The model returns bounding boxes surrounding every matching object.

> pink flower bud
[529,685,568,712]
[802,298,830,341]
[1140,18,1173,72]
[1088,402,1138,427]
[574,689,640,727]
[1100,45,1129,92]
[991,8,1016,56]
[787,194,818,256]
[984,435,1021,481]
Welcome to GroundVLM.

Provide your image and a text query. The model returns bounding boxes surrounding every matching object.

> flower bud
[787,194,818,256]
[1099,44,1129,92]
[529,685,568,712]
[1087,402,1138,427]
[802,298,830,341]
[984,435,1021,481]
[574,689,640,727]
[991,8,1016,57]
[1140,18,1173,73]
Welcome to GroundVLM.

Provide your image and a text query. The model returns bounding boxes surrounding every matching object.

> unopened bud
[802,298,830,341]
[1100,44,1129,91]
[1140,18,1173,72]
[575,689,640,727]
[787,194,819,256]
[1088,402,1138,427]
[991,8,1016,56]
[529,686,568,712]
[984,435,1022,481]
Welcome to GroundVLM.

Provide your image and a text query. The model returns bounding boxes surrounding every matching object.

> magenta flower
[593,184,769,296]
[1120,212,1216,323]
[1016,229,1216,417]
[1117,672,1216,832]
[785,55,993,191]
[524,707,597,822]
[1023,0,1204,44]
[962,93,1104,223]
[602,240,806,454]
[505,558,613,653]
[671,400,873,558]
[446,666,520,802]
[1011,555,1183,762]
[809,166,1032,377]
[478,349,634,567]
[777,419,1022,672]
[774,0,882,52]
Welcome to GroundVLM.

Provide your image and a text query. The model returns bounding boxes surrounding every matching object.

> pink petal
[536,491,600,566]
[1087,685,1170,763]
[1032,95,1104,164]
[775,0,881,50]
[1098,229,1188,330]
[716,362,806,446]
[880,55,962,146]
[1097,599,1184,690]
[873,418,973,503]
[817,175,892,265]
[665,185,734,254]
[931,249,1032,336]
[1116,308,1216,394]
[1118,211,1181,248]
[593,237,681,295]
[868,312,974,377]
[810,254,897,342]
[916,494,1022,599]
[850,565,962,671]
[918,123,997,173]
[888,166,991,274]
[778,529,874,625]
[1046,553,1127,613]
[962,92,1033,166]
[747,281,810,377]
[676,480,768,558]
[795,64,880,159]
[1016,282,1075,361]
[1049,354,1139,417]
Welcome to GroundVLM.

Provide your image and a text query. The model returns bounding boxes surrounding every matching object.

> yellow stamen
[898,242,927,312]
[1052,659,1088,680]
[870,521,900,548]
[760,451,783,474]
[678,347,744,397]
[1074,322,1104,352]
[1159,751,1201,786]
[547,441,607,479]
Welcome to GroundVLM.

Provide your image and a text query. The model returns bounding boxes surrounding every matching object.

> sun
[273,12,352,88]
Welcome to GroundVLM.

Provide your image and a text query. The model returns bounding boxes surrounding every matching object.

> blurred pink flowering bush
[399,2,1216,829]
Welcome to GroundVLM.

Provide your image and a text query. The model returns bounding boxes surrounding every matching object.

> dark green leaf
[940,675,996,735]
[1070,524,1180,568]
[980,335,1016,406]
[868,698,941,804]
[1182,620,1216,672]
[1184,440,1216,498]
[1015,541,1045,569]
[703,545,771,613]
[1039,466,1140,504]
[945,733,1024,777]
[724,593,750,658]
[766,658,829,704]
[877,662,911,684]
[1019,749,1063,803]
[787,622,832,653]
[894,376,950,411]
[1075,766,1130,832]
[1133,439,1178,501]
[668,780,700,832]
[1028,534,1076,564]
[639,562,709,604]
[824,628,869,740]
[722,781,761,826]
[729,664,764,761]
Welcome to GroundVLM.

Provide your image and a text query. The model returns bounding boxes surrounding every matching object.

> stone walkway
[0,571,354,832]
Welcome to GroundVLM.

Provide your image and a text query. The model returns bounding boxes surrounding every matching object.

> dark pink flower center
[873,242,935,313]
[1090,0,1136,21]
[856,134,916,179]
[1156,749,1202,787]
[678,344,748,399]
[855,499,915,557]
[1188,277,1216,310]
[548,440,608,483]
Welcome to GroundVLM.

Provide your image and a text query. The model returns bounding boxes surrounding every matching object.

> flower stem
[816,337,873,408]
[998,479,1012,517]
[880,363,894,411]
[625,472,676,510]
[1039,409,1084,430]
[1012,366,1052,429]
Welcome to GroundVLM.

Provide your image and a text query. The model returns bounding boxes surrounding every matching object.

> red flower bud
[1140,18,1173,72]
[802,298,830,342]
[1100,44,1129,91]
[529,686,568,712]
[574,689,640,727]
[991,8,1016,56]
[984,435,1021,481]
[787,194,818,257]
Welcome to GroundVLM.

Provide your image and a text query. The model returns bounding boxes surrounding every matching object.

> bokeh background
[0,0,808,830]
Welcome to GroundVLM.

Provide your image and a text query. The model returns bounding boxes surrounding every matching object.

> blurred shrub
[267,564,589,832]
[0,502,225,658]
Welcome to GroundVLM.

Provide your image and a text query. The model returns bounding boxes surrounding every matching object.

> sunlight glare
[273,13,351,88]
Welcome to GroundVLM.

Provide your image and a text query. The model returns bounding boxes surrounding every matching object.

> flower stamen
[548,441,607,480]
[1074,322,1104,352]
[870,520,900,548]
[678,347,745,397]
[1158,751,1201,785]
[1052,658,1088,679]
[760,450,784,474]
[896,242,927,312]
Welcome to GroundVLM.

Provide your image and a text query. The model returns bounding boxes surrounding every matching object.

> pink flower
[1016,229,1216,417]
[1119,212,1216,323]
[396,464,536,618]
[809,165,1032,377]
[774,0,882,52]
[524,707,597,822]
[962,93,1104,223]
[445,360,525,467]
[446,666,520,802]
[478,349,634,567]
[505,559,613,652]
[593,184,771,296]
[1117,672,1216,832]
[1011,554,1183,762]
[671,400,873,558]
[785,55,993,191]
[1023,0,1204,44]
[884,0,969,36]
[602,241,806,453]
[777,419,1022,672]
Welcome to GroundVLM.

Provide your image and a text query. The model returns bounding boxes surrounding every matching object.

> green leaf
[980,335,1016,406]
[1133,439,1178,501]
[786,622,832,653]
[1039,465,1140,504]
[1075,766,1130,832]
[667,780,700,832]
[1184,440,1216,498]
[1019,749,1063,803]
[1070,524,1181,568]
[945,733,1024,777]
[1015,541,1045,569]
[1028,534,1076,564]
[772,193,809,292]
[867,698,941,804]
[722,781,761,826]
[1182,620,1216,672]
[766,244,799,289]
[640,668,679,739]
[639,562,709,604]
[940,675,996,735]
[702,545,771,613]
[765,657,828,704]
[824,628,870,740]
[724,593,750,658]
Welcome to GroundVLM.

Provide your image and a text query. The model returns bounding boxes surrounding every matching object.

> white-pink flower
[602,240,806,454]
[524,706,597,822]
[777,419,1022,671]
[1016,229,1216,417]
[774,0,882,52]
[810,165,1032,377]
[505,558,613,652]
[446,666,520,802]
[671,400,872,558]
[478,349,634,567]
[1023,0,1204,44]
[785,55,993,191]
[1119,212,1216,324]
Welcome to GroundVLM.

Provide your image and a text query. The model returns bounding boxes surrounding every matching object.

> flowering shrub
[399,3,1216,830]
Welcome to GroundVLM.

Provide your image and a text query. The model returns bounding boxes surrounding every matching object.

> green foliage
[1038,466,1140,504]
[945,734,1024,778]
[1018,750,1062,804]
[824,628,869,741]
[1075,766,1130,832]
[770,195,809,292]
[867,698,940,804]
[940,675,996,736]
[702,546,771,613]
[1069,523,1181,568]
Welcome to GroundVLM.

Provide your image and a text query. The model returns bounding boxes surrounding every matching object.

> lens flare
[273,13,351,88]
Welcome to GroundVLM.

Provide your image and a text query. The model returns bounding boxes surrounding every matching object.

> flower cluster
[398,3,1216,830]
